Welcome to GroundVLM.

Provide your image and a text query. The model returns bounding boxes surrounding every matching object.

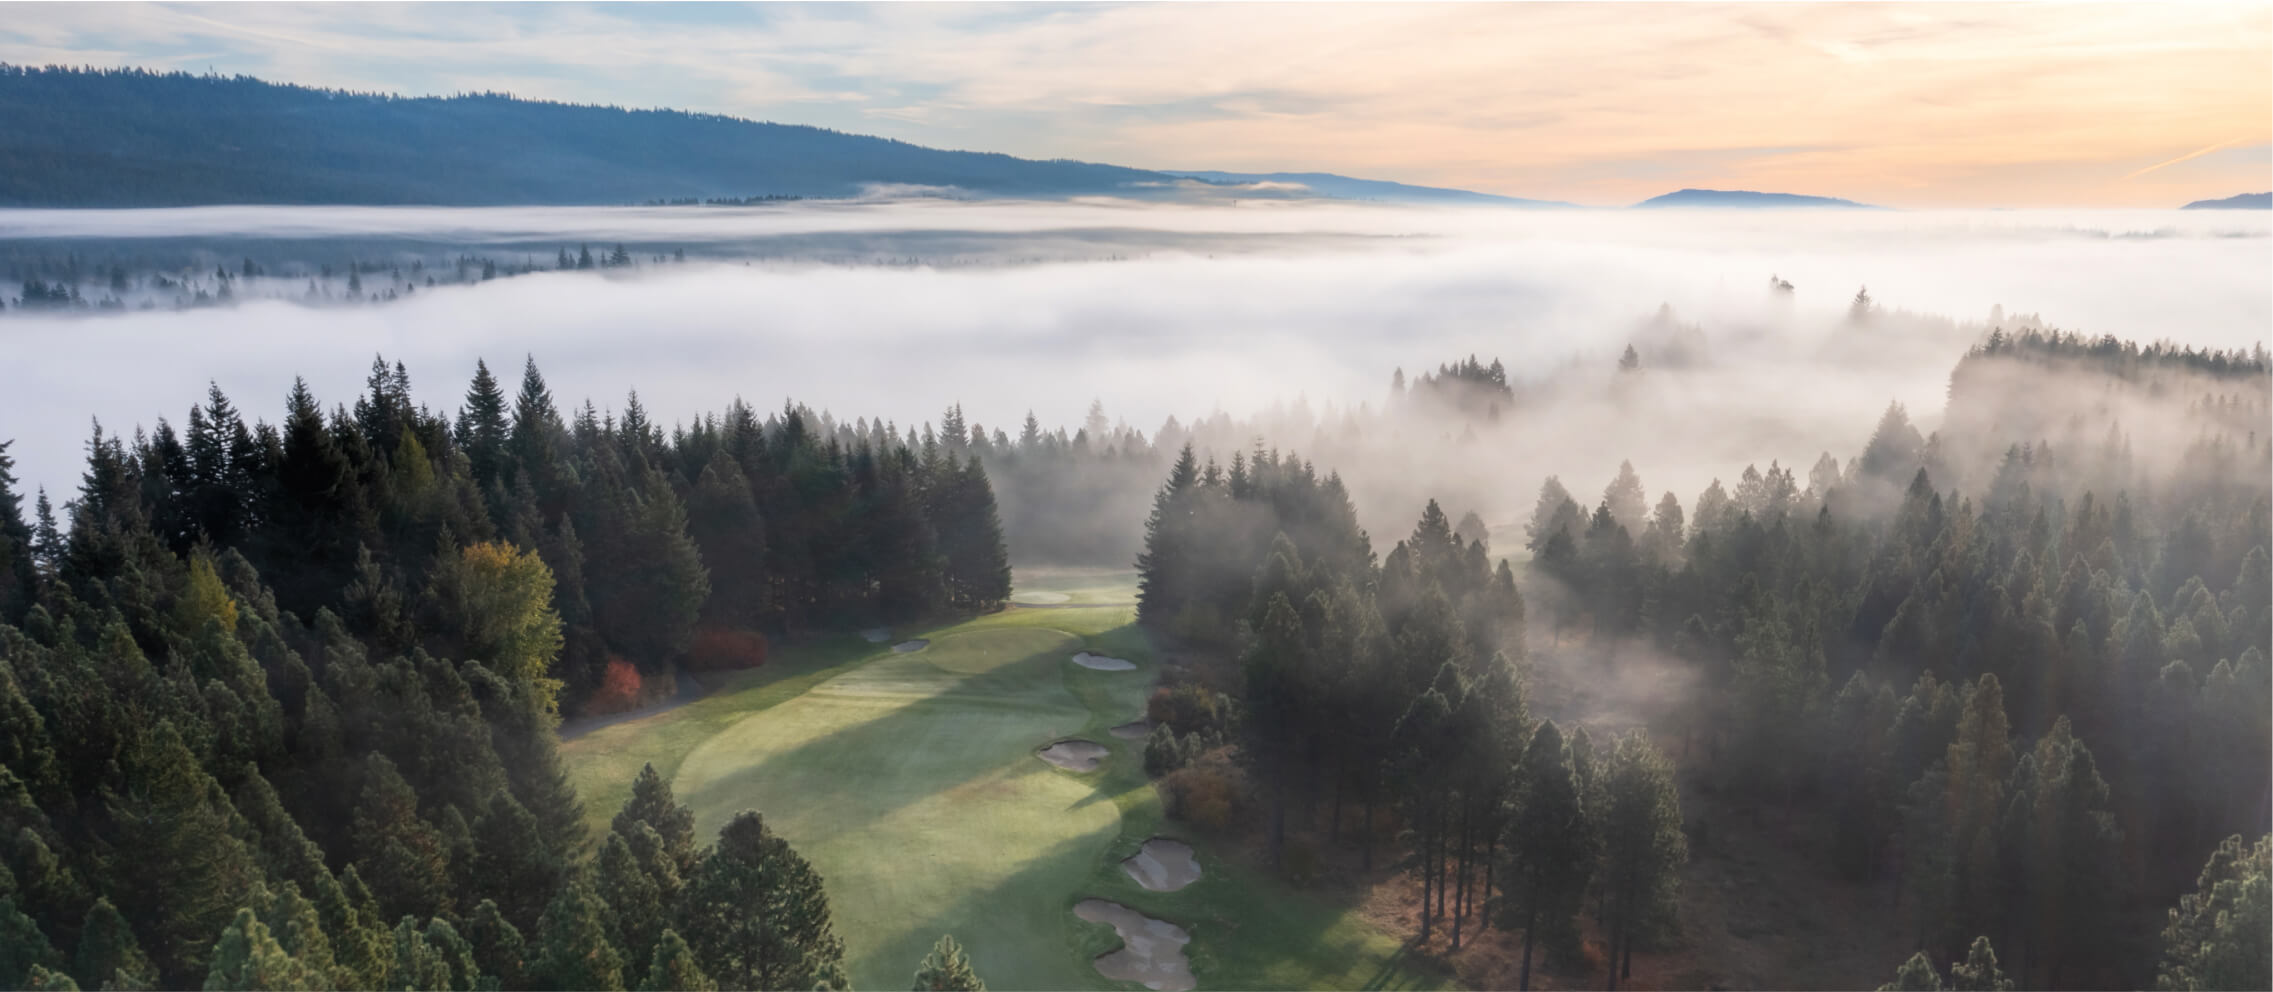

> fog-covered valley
[5,200,2267,544]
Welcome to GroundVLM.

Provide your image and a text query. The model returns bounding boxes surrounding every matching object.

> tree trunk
[1270,787,1287,870]
[1418,808,1435,941]
[1452,805,1467,950]
[1330,771,1345,844]
[1482,827,1498,931]
[1360,796,1374,871]
[1520,896,1539,992]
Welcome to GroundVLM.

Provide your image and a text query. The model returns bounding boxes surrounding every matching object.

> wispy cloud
[2122,137,2248,182]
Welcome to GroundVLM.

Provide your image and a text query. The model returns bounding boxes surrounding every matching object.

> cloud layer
[3,201,2267,514]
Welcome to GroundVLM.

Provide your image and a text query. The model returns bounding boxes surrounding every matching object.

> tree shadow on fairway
[842,830,1116,991]
[676,627,1102,842]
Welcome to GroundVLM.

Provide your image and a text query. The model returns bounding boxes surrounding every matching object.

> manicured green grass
[560,574,1449,991]
[1009,566,1142,606]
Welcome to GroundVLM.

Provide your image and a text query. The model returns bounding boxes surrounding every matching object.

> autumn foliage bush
[687,627,770,671]
[1160,751,1250,832]
[584,656,644,715]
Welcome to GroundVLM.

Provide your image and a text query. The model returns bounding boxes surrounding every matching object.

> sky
[0,2,2268,207]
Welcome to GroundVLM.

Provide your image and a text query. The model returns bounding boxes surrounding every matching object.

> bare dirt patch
[1109,720,1152,740]
[1121,837,1202,892]
[891,639,928,653]
[1074,899,1195,992]
[1072,651,1137,671]
[1037,739,1110,772]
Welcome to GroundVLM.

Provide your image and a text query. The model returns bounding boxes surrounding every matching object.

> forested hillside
[0,65,1170,206]
[0,356,1010,988]
[1126,330,2271,989]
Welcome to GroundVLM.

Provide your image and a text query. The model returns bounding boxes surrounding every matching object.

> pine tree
[458,359,511,492]
[1950,936,2013,991]
[639,928,715,992]
[99,721,261,984]
[202,908,325,992]
[1597,731,1685,990]
[0,897,59,990]
[1499,721,1595,990]
[531,874,625,992]
[1879,951,1945,992]
[598,833,665,969]
[0,439,37,622]
[618,764,695,878]
[462,899,526,991]
[676,811,846,991]
[72,898,155,990]
[911,933,984,991]
[350,753,452,922]
[2156,834,2270,991]
[686,457,767,630]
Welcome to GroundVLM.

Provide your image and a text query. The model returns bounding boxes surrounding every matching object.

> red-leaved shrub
[687,628,770,671]
[584,656,644,715]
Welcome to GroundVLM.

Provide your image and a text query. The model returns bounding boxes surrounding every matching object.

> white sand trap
[1121,837,1202,892]
[1037,739,1110,772]
[1074,899,1194,992]
[860,627,891,643]
[1072,651,1137,671]
[891,639,928,653]
[1109,720,1152,740]
[1015,591,1072,604]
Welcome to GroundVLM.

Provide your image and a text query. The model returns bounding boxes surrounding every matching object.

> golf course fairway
[562,571,1448,991]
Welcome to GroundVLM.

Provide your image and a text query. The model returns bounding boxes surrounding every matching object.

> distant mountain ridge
[1634,188,1878,209]
[2181,192,2271,210]
[0,64,1184,207]
[1164,170,1572,207]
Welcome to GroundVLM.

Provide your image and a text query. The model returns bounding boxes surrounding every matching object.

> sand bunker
[891,639,928,653]
[860,627,891,643]
[1037,739,1110,772]
[1120,837,1202,892]
[1074,899,1194,992]
[1109,720,1152,740]
[1015,591,1072,604]
[1072,652,1137,671]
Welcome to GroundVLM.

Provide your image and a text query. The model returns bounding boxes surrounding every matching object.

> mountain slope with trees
[0,65,1172,206]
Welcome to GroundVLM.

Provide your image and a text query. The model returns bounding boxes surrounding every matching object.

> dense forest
[0,355,1009,989]
[0,321,2266,991]
[1126,329,2271,989]
[0,65,1177,207]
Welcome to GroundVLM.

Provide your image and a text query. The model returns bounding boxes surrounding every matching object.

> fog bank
[4,201,2266,523]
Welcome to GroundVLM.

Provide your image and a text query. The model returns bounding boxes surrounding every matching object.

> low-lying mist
[5,200,2267,542]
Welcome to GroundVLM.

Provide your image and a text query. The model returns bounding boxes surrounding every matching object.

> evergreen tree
[0,897,59,990]
[910,933,984,991]
[202,908,325,992]
[531,874,625,992]
[1879,951,1945,992]
[640,928,714,992]
[676,811,846,991]
[72,898,155,990]
[1951,936,2014,992]
[1498,721,1594,990]
[1597,731,1686,990]
[350,753,452,922]
[458,359,511,493]
[2156,834,2270,991]
[99,722,262,984]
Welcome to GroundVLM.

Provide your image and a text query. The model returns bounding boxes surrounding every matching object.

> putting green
[563,577,1449,991]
